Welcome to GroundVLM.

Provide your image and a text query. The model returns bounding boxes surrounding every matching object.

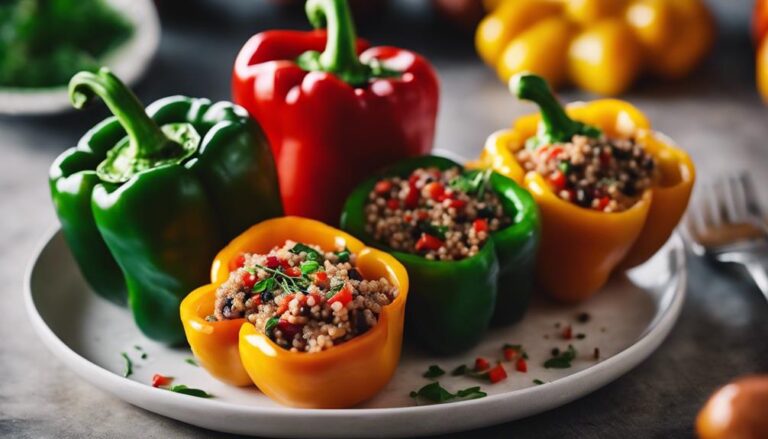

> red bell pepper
[232,0,439,224]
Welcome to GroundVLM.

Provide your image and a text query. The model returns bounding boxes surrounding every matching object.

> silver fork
[684,172,768,301]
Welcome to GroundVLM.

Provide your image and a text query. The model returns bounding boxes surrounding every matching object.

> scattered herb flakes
[576,333,586,340]
[335,248,351,263]
[544,345,577,369]
[554,322,561,329]
[533,379,545,385]
[551,347,560,357]
[577,312,591,323]
[423,365,445,379]
[120,352,133,378]
[561,325,573,340]
[600,327,607,333]
[300,260,321,275]
[593,348,600,360]
[141,352,148,360]
[289,243,322,261]
[168,384,212,398]
[410,382,486,405]
[133,345,143,351]
[184,358,199,367]
[451,365,468,376]
[264,316,280,338]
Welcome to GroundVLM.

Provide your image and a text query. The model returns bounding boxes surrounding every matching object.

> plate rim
[25,227,686,437]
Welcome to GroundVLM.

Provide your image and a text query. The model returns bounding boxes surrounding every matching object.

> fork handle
[743,260,768,302]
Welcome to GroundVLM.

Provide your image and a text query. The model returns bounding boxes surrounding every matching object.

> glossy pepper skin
[49,68,282,344]
[340,155,539,354]
[180,217,409,408]
[475,74,694,302]
[755,0,768,101]
[232,0,439,225]
[475,0,714,95]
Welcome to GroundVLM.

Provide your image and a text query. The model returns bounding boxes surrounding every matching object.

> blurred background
[1,0,766,438]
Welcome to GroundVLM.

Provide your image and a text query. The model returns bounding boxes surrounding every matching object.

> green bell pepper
[49,68,282,344]
[340,155,540,354]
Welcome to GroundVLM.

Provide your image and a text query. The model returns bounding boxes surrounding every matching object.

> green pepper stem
[510,73,601,148]
[69,68,170,158]
[304,0,368,85]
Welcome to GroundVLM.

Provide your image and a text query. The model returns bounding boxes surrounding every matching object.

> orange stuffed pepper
[180,217,408,408]
[475,74,694,302]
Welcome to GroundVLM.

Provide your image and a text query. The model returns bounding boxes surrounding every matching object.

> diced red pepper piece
[285,266,301,277]
[595,196,611,211]
[408,173,420,186]
[545,146,563,162]
[424,182,445,201]
[449,199,466,209]
[475,357,490,372]
[277,319,303,339]
[276,294,295,315]
[488,364,507,383]
[562,325,573,340]
[600,151,612,166]
[374,180,393,195]
[403,214,413,222]
[229,253,246,272]
[309,292,324,306]
[240,271,258,289]
[386,198,400,210]
[315,271,328,283]
[417,210,429,220]
[404,185,420,208]
[328,283,353,307]
[151,374,173,388]
[549,170,566,191]
[415,233,444,252]
[473,218,488,233]
[516,357,527,373]
[265,256,280,269]
[503,346,518,361]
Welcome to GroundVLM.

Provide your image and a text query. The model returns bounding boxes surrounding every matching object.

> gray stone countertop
[1,1,766,438]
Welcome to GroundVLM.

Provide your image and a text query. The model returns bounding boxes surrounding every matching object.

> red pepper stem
[304,0,368,85]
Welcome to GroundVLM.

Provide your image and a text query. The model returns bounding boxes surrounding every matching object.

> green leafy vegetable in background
[409,382,487,404]
[0,0,133,88]
[167,384,212,398]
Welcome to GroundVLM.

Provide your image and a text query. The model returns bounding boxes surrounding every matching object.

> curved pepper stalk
[340,155,540,354]
[49,69,282,344]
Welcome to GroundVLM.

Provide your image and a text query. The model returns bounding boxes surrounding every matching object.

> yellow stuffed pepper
[476,0,714,95]
[476,74,694,302]
[180,216,409,408]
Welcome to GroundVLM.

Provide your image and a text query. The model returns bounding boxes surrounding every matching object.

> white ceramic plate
[25,228,686,438]
[0,0,160,116]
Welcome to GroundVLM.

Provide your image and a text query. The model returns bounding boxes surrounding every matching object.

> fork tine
[739,173,765,219]
[701,181,723,228]
[725,174,748,223]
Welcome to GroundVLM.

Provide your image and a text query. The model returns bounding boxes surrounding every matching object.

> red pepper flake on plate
[488,364,507,383]
[152,374,173,388]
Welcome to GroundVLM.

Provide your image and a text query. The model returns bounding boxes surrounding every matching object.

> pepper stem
[510,73,601,149]
[69,68,199,183]
[297,0,370,85]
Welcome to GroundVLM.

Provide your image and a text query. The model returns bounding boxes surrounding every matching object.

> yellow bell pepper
[179,216,409,408]
[476,0,714,95]
[755,0,768,101]
[475,74,694,302]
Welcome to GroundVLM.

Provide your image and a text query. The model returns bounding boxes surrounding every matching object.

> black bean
[299,305,311,316]
[348,268,363,281]
[261,291,274,303]
[477,206,494,218]
[351,309,369,334]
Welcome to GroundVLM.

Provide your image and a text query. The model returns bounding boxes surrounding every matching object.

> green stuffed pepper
[49,68,282,344]
[341,155,539,354]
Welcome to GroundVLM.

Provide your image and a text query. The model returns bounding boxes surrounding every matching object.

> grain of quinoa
[211,241,396,353]
[364,167,511,261]
[516,135,658,212]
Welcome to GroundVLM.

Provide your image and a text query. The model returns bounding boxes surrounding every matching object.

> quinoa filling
[211,241,397,353]
[364,166,512,261]
[516,135,658,212]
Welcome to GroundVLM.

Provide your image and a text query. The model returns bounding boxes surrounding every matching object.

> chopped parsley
[335,248,351,263]
[167,384,212,398]
[451,365,468,376]
[544,345,577,369]
[409,382,486,404]
[533,379,545,385]
[300,260,321,275]
[423,365,446,379]
[120,352,133,378]
[289,243,322,262]
[449,169,492,197]
[184,358,198,367]
[265,316,280,339]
